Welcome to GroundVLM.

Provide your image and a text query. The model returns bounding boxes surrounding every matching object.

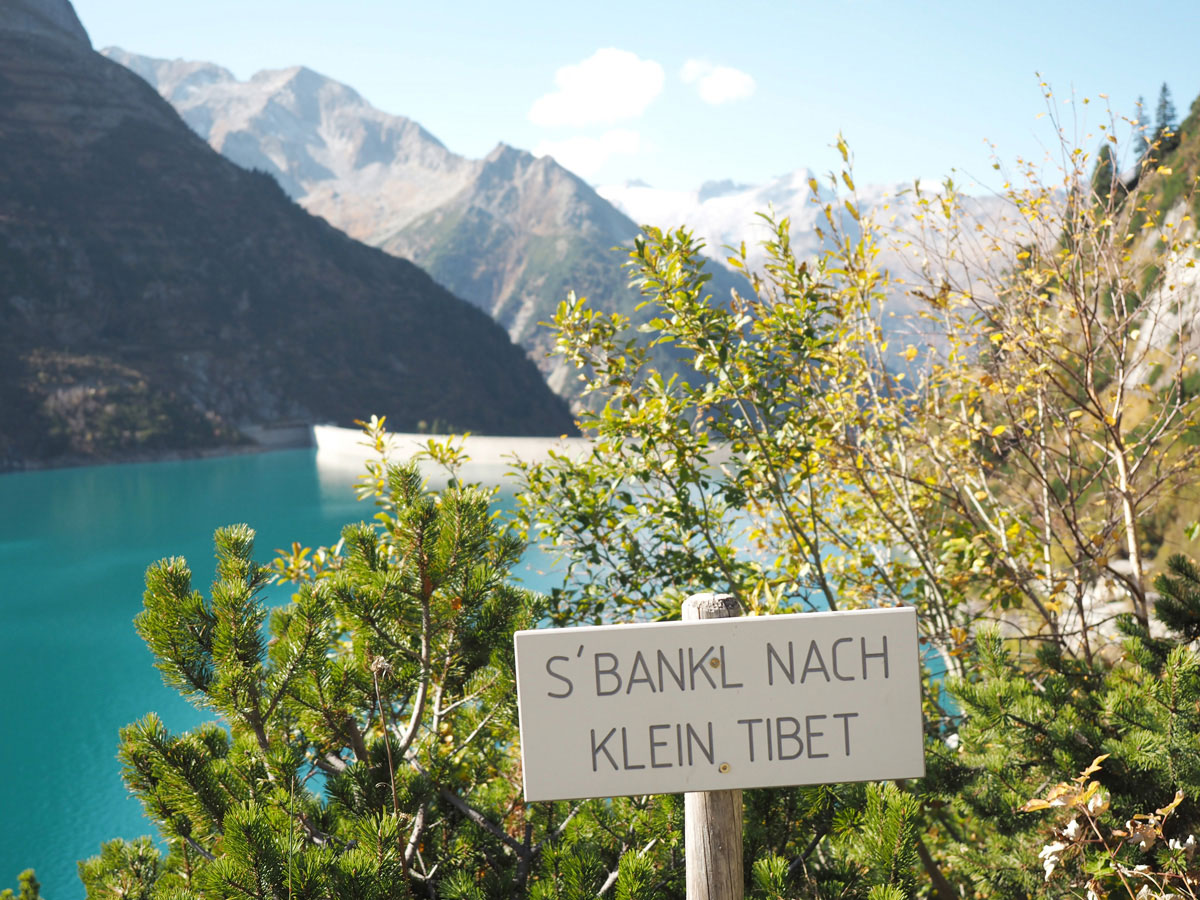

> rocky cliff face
[377,142,661,393]
[0,5,575,468]
[101,50,744,400]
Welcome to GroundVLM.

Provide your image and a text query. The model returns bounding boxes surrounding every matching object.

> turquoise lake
[0,449,557,899]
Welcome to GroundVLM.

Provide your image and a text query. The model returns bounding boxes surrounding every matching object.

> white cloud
[528,49,664,128]
[680,59,756,105]
[533,129,642,178]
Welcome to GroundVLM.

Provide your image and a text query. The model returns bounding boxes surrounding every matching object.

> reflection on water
[0,449,557,899]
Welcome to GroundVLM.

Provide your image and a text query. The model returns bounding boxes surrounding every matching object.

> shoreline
[0,439,309,475]
[0,425,596,476]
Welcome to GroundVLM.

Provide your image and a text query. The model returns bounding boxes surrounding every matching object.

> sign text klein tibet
[514,607,925,802]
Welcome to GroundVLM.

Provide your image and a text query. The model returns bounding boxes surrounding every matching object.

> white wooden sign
[514,607,924,802]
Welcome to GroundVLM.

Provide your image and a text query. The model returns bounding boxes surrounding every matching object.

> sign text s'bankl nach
[514,607,924,802]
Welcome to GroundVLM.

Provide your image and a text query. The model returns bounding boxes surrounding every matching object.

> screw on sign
[513,593,926,900]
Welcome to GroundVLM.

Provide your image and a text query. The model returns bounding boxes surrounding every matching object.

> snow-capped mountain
[598,170,1003,274]
[599,170,834,269]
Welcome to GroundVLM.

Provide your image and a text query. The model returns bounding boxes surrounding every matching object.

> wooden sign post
[513,600,925,900]
[683,593,743,900]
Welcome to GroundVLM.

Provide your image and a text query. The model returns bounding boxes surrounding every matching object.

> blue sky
[72,0,1200,192]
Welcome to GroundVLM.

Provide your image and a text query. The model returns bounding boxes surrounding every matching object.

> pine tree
[1090,141,1117,204]
[77,839,163,900]
[0,871,41,900]
[1156,82,1178,134]
[1154,82,1181,155]
[929,553,1200,898]
[82,459,551,899]
[1133,94,1151,156]
[1151,554,1200,641]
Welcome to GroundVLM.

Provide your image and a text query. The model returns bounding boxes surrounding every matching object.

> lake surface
[0,449,556,899]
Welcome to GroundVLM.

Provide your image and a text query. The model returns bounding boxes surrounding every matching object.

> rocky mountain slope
[0,0,575,469]
[101,49,477,234]
[102,49,743,397]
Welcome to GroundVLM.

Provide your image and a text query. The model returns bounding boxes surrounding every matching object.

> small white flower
[945,733,960,750]
[1039,841,1067,859]
[1063,817,1081,840]
[1042,856,1057,881]
[1169,833,1196,859]
[1039,841,1066,881]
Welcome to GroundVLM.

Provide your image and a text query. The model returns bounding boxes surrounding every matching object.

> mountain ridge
[102,48,746,401]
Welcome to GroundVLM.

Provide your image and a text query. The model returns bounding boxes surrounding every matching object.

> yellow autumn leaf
[1068,409,1084,419]
[1021,782,1076,812]
[991,425,1007,437]
[1077,753,1110,781]
[1157,790,1185,817]
[901,345,918,361]
[1076,780,1100,807]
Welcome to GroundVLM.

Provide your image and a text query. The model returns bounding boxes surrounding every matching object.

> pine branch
[183,835,216,863]
[434,783,525,855]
